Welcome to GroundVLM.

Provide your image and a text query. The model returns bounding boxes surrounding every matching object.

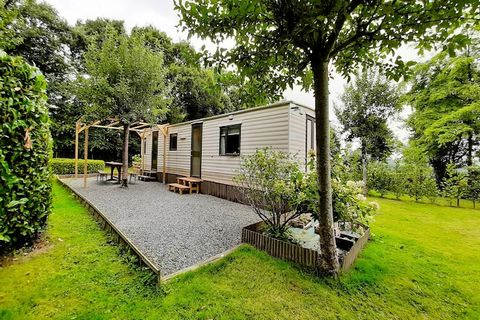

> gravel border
[62,178,259,275]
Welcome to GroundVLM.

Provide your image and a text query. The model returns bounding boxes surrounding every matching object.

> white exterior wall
[288,103,316,167]
[201,104,290,184]
[143,101,313,185]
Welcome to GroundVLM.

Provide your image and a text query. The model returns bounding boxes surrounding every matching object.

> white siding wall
[142,102,301,185]
[142,132,153,171]
[160,124,191,176]
[288,103,316,168]
[201,104,290,184]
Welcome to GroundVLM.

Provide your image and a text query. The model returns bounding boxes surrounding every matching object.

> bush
[300,154,378,231]
[0,52,52,253]
[233,148,304,240]
[50,158,105,175]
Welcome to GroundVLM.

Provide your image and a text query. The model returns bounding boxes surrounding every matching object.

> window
[169,133,177,151]
[220,124,241,156]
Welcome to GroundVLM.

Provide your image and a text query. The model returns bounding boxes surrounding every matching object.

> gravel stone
[62,178,259,275]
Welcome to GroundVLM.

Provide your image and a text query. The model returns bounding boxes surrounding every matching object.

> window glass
[169,133,177,151]
[220,125,241,155]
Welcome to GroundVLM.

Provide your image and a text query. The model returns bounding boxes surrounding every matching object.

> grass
[0,181,479,319]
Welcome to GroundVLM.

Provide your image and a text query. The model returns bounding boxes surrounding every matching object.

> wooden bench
[177,177,203,194]
[97,170,108,182]
[168,183,190,195]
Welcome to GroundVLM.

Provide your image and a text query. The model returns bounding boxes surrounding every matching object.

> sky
[43,0,420,143]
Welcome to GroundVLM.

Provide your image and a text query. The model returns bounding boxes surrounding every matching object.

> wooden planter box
[241,221,370,271]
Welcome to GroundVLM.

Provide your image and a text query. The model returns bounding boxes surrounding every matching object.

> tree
[467,166,480,208]
[442,163,468,207]
[407,32,480,182]
[336,69,400,194]
[176,0,477,276]
[402,144,438,202]
[78,27,169,187]
[368,161,394,197]
[1,0,79,157]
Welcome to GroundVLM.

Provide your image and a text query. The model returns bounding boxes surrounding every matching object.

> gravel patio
[61,178,259,276]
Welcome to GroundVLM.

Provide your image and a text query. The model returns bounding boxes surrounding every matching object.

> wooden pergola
[74,118,169,188]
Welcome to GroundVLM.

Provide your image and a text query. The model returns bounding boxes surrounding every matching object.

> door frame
[151,130,158,171]
[190,123,203,177]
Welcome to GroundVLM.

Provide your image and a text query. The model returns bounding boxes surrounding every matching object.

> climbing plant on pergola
[74,117,169,188]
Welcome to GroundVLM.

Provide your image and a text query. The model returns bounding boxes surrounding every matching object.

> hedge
[0,52,52,253]
[51,158,105,175]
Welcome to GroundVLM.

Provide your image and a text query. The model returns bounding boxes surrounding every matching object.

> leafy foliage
[0,51,52,252]
[233,148,304,240]
[407,33,480,182]
[176,0,478,275]
[336,69,400,193]
[368,161,394,198]
[442,163,468,207]
[77,26,169,186]
[50,158,105,175]
[466,166,480,208]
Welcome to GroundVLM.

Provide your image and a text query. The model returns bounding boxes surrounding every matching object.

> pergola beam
[74,117,168,188]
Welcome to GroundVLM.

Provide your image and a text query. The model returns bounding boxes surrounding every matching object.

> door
[190,123,203,177]
[151,131,158,171]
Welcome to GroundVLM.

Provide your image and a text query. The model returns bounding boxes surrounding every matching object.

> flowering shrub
[299,153,378,232]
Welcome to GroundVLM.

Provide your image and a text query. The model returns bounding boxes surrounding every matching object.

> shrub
[0,52,52,252]
[234,148,304,240]
[50,158,105,175]
[300,154,378,231]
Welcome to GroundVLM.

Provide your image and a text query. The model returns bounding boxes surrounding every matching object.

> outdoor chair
[97,170,108,182]
[129,167,140,184]
[129,172,138,184]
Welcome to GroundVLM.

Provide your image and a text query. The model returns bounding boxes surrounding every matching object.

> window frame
[219,124,241,156]
[169,133,178,151]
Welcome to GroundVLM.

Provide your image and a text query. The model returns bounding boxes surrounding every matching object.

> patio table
[105,161,123,183]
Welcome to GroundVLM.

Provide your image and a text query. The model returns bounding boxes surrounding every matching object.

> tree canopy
[176,0,479,276]
[77,27,169,186]
[336,69,400,193]
[407,31,480,182]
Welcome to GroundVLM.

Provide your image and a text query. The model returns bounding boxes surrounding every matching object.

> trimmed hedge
[51,158,105,175]
[0,52,52,253]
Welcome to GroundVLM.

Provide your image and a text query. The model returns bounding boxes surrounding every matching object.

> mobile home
[141,100,316,201]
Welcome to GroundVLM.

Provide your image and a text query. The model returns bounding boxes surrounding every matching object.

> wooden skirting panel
[242,221,370,272]
[156,172,245,203]
[57,178,161,285]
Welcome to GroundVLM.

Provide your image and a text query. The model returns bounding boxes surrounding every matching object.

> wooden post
[141,129,146,175]
[163,126,167,184]
[83,127,89,188]
[75,122,80,179]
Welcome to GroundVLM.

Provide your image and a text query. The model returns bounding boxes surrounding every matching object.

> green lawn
[0,181,479,319]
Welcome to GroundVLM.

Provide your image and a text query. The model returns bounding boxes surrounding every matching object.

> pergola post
[73,118,166,188]
[83,127,89,188]
[157,125,168,184]
[74,121,80,179]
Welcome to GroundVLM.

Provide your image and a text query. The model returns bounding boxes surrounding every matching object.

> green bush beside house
[50,158,105,175]
[0,52,52,253]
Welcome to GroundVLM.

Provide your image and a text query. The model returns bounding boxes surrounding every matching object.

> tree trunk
[121,123,130,188]
[361,140,368,195]
[467,133,473,167]
[312,59,339,277]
